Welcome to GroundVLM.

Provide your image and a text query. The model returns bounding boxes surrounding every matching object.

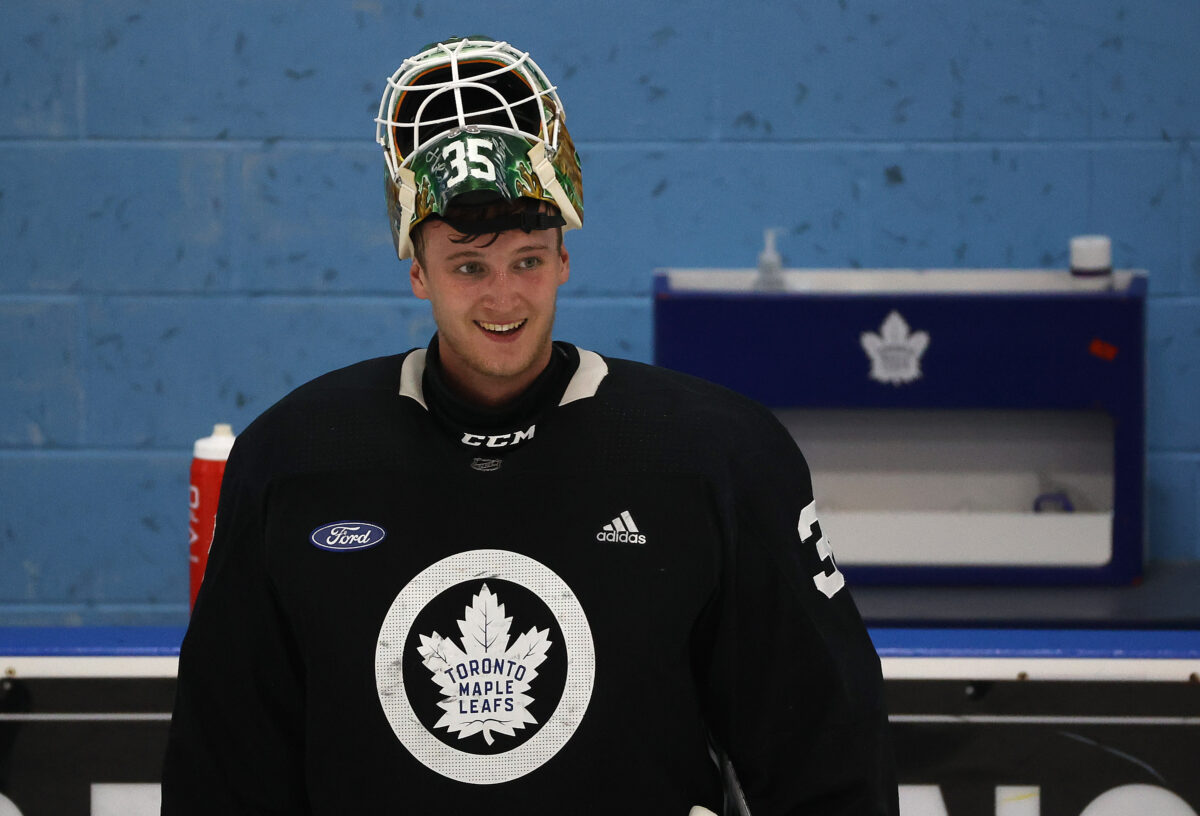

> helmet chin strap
[393,165,418,260]
[528,141,582,231]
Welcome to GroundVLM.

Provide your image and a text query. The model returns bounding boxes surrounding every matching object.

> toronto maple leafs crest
[375,549,595,784]
[417,584,551,746]
[861,310,929,385]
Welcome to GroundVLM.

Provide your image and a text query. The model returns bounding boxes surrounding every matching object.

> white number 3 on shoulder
[798,501,845,599]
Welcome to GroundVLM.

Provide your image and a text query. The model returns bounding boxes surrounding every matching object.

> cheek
[533,280,562,307]
[428,288,469,318]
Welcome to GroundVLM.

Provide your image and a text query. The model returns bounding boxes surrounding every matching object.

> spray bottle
[756,228,785,291]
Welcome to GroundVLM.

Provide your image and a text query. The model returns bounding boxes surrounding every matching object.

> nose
[480,268,521,311]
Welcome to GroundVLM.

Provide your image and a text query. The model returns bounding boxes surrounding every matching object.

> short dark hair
[412,198,564,265]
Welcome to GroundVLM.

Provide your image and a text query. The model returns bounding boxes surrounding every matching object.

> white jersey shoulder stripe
[559,348,608,406]
[398,348,428,409]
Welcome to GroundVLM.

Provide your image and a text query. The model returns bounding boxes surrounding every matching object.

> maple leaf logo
[860,310,929,386]
[416,584,552,746]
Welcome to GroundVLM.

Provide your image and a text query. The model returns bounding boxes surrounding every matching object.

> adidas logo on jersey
[596,510,646,544]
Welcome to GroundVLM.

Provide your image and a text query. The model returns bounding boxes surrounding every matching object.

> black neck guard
[422,335,578,454]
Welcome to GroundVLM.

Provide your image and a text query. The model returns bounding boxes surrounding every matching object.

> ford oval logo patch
[310,521,387,552]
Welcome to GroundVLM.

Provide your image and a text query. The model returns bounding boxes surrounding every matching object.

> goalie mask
[376,36,584,260]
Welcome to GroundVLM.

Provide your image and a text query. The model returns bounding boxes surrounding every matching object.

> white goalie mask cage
[375,36,584,259]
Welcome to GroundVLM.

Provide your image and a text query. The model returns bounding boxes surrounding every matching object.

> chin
[478,353,538,380]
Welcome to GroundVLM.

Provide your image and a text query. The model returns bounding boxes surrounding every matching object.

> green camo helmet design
[376,36,583,260]
[409,130,548,215]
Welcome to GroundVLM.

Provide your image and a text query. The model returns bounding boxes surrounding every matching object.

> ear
[409,258,430,300]
[556,242,570,286]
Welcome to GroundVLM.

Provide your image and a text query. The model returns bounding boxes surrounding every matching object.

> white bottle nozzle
[757,228,784,290]
[759,228,780,265]
[194,423,237,460]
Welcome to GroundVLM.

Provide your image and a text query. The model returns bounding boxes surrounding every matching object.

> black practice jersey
[162,341,897,815]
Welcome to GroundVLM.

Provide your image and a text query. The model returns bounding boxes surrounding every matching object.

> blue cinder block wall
[1,1,1197,623]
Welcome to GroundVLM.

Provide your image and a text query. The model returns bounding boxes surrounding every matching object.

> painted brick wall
[1,0,1197,623]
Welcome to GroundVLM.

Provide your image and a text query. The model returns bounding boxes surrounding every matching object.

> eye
[515,255,543,271]
[454,261,486,276]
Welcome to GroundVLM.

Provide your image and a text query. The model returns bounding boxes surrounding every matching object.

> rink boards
[1,626,1198,815]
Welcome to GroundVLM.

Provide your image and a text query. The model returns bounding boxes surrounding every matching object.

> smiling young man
[162,36,897,816]
[409,205,570,406]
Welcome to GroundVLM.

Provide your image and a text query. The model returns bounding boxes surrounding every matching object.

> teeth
[479,320,526,333]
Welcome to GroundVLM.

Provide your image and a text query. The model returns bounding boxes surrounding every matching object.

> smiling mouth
[477,319,527,335]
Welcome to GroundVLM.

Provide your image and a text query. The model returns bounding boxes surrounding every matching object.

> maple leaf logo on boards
[860,310,930,386]
[416,584,552,746]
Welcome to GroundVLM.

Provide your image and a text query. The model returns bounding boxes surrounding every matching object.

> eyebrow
[444,243,554,261]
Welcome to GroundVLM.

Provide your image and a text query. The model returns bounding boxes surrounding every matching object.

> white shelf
[660,268,1140,294]
[826,510,1114,567]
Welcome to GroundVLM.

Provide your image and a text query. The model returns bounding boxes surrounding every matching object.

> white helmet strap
[528,142,582,231]
[393,165,418,260]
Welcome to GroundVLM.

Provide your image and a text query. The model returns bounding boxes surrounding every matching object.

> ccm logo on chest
[461,424,535,448]
[310,521,387,552]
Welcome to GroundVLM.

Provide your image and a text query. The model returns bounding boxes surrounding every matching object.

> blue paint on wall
[1,0,1198,620]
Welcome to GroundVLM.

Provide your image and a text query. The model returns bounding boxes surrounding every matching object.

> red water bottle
[189,423,236,610]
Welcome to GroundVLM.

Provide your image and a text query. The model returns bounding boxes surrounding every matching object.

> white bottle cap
[1069,235,1112,275]
[193,423,236,461]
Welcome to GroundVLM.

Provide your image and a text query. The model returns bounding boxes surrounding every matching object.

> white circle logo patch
[376,549,595,784]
